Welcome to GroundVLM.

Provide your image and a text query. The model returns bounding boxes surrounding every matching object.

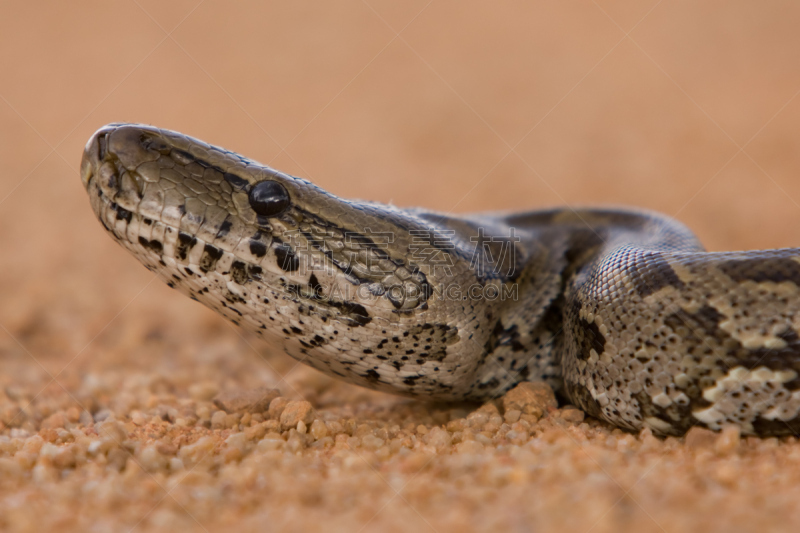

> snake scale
[80,124,800,437]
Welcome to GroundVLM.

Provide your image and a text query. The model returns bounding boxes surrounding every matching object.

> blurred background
[2,2,800,531]
[1,0,800,427]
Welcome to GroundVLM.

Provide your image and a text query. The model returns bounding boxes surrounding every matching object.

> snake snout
[81,123,128,190]
[82,124,160,206]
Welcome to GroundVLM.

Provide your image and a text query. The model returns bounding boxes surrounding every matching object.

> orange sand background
[2,2,800,532]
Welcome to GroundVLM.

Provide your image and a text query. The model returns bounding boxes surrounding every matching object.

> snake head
[82,122,503,322]
[78,123,551,401]
[80,123,455,310]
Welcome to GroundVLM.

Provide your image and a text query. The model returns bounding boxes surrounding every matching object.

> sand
[2,2,800,532]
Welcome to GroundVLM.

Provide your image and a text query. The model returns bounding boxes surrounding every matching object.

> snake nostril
[97,132,107,160]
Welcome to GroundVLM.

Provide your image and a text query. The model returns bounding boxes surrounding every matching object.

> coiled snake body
[81,124,800,436]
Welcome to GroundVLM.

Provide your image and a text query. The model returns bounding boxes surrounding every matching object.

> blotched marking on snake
[80,123,800,436]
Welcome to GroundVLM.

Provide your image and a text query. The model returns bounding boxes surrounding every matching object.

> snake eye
[248,180,290,217]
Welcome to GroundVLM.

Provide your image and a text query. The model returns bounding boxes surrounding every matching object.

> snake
[79,123,800,437]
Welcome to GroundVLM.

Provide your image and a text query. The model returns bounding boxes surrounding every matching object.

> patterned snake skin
[80,124,800,436]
